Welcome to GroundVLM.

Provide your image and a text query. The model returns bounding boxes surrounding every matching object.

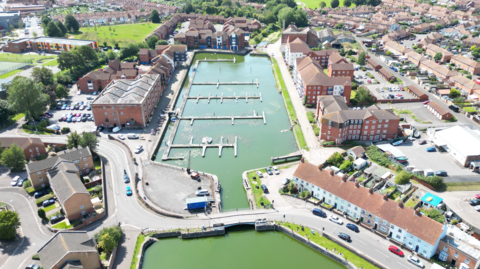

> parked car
[426,147,436,152]
[265,167,273,175]
[127,134,139,139]
[312,208,326,218]
[434,170,447,176]
[126,186,132,196]
[25,265,40,269]
[112,127,121,133]
[281,178,290,185]
[256,171,263,178]
[17,177,27,187]
[42,199,55,207]
[118,135,125,140]
[34,190,48,199]
[407,255,425,268]
[50,214,65,224]
[261,184,268,193]
[338,232,351,241]
[475,205,480,212]
[196,189,209,196]
[328,215,343,225]
[134,145,143,154]
[388,245,404,257]
[123,173,130,183]
[11,176,20,186]
[469,199,480,206]
[475,194,480,199]
[272,166,280,175]
[346,223,359,232]
[418,140,426,145]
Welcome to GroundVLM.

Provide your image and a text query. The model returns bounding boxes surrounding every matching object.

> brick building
[293,57,352,105]
[451,55,480,75]
[0,137,46,160]
[307,49,339,68]
[452,75,480,94]
[426,101,453,120]
[284,38,312,66]
[406,85,428,100]
[316,96,400,144]
[281,23,318,52]
[378,67,396,82]
[328,63,354,80]
[436,225,480,269]
[367,58,382,71]
[25,147,94,189]
[426,44,453,62]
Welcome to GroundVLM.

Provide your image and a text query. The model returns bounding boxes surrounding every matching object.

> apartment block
[0,137,46,160]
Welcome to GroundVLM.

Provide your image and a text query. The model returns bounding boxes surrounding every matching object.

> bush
[61,127,71,133]
[36,154,47,160]
[314,126,320,136]
[322,141,335,146]
[71,219,83,227]
[32,254,40,260]
[326,152,344,167]
[25,186,35,195]
[55,145,67,152]
[451,219,459,225]
[306,111,315,123]
[339,160,353,171]
[35,194,54,207]
[395,171,411,185]
[23,179,32,189]
[366,146,393,167]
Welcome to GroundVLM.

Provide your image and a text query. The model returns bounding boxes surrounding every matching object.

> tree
[326,152,344,167]
[344,0,352,7]
[356,88,374,103]
[119,43,139,59]
[1,143,26,171]
[99,233,117,255]
[452,19,459,25]
[80,132,99,152]
[434,52,443,62]
[7,77,47,121]
[55,21,68,36]
[94,226,122,245]
[339,160,353,171]
[357,51,366,65]
[46,21,62,37]
[156,39,169,46]
[0,211,20,240]
[41,15,51,28]
[281,0,297,8]
[386,50,392,56]
[395,171,411,185]
[426,208,445,223]
[150,9,160,23]
[183,2,193,13]
[55,85,69,99]
[66,131,81,149]
[147,35,159,49]
[58,50,84,71]
[64,14,80,32]
[331,0,339,8]
[76,45,98,63]
[450,88,461,98]
[0,100,12,127]
[435,24,442,30]
[319,1,326,7]
[32,67,54,87]
[37,208,46,220]
[339,48,345,56]
[106,50,116,60]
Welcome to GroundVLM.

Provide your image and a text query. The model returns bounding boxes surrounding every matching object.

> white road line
[456,200,464,212]
[375,249,389,257]
[357,240,367,245]
[397,262,410,268]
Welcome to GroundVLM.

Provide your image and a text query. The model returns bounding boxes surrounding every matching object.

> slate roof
[0,137,43,150]
[26,147,92,174]
[47,160,88,205]
[293,162,445,245]
[93,74,159,105]
[38,231,97,269]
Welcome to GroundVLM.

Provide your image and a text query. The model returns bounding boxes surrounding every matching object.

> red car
[476,194,480,199]
[388,245,404,257]
[418,140,427,145]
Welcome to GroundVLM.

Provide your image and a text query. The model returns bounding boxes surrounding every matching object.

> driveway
[432,190,480,228]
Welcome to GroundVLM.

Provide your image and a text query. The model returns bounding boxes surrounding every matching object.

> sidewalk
[263,40,319,149]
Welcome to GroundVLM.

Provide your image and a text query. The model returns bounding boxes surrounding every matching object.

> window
[418,239,421,243]
[366,121,369,124]
[37,172,41,175]
[423,250,427,254]
[105,112,108,116]
[39,178,43,182]
[384,124,388,128]
[373,121,376,124]
[80,205,84,209]
[103,106,106,110]
[454,252,458,258]
[329,194,332,197]
[410,235,414,239]
[367,220,371,224]
[380,226,387,232]
[396,235,401,239]
[120,107,123,109]
[465,259,470,265]
[355,207,357,210]
[375,216,379,221]
[85,164,88,167]
[443,246,448,252]
[398,229,401,232]
[383,220,387,225]
[112,106,115,109]
[386,120,389,123]
[121,112,124,115]
[365,126,368,129]
[83,158,87,161]
[74,160,79,164]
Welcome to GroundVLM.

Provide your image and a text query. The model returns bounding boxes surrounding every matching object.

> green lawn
[130,234,146,269]
[463,107,478,113]
[42,59,58,66]
[0,69,23,78]
[300,0,353,8]
[444,182,480,191]
[0,113,25,130]
[44,203,58,212]
[405,199,417,208]
[350,90,357,100]
[94,158,101,170]
[74,23,160,46]
[281,222,376,269]
[272,58,308,151]
[52,220,72,229]
[247,170,271,208]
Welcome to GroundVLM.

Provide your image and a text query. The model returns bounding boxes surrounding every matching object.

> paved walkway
[262,40,319,149]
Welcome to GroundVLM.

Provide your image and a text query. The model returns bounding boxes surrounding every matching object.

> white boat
[202,137,213,144]
[392,140,403,146]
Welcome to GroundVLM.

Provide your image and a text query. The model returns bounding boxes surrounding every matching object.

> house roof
[38,231,97,269]
[348,146,365,157]
[296,57,351,87]
[293,162,445,245]
[322,104,398,123]
[47,160,88,205]
[378,67,394,79]
[426,44,453,57]
[319,95,349,113]
[433,125,480,157]
[93,74,159,105]
[0,137,43,150]
[287,37,311,54]
[452,55,480,68]
[407,85,428,98]
[421,192,443,207]
[26,147,92,174]
[452,75,480,91]
[428,101,450,115]
[367,58,381,68]
[330,63,354,71]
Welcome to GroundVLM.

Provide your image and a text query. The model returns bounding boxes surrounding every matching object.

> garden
[247,170,271,208]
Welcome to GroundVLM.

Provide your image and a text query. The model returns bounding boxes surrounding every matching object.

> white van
[196,189,209,196]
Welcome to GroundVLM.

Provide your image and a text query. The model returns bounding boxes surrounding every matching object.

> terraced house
[451,55,480,75]
[292,161,448,259]
[426,44,453,62]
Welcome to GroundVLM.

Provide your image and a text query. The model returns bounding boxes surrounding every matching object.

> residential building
[25,147,94,189]
[316,96,400,143]
[451,55,480,75]
[420,60,459,80]
[431,125,480,167]
[452,75,480,94]
[463,37,480,46]
[293,57,352,105]
[0,137,46,160]
[384,41,412,56]
[281,23,318,52]
[37,231,101,269]
[306,49,338,68]
[318,28,336,43]
[2,37,98,53]
[426,101,453,120]
[406,51,427,66]
[328,63,354,80]
[91,74,162,128]
[291,160,447,259]
[367,58,382,71]
[425,44,453,62]
[406,85,428,100]
[436,225,480,269]
[47,160,94,220]
[284,38,312,67]
[347,146,366,159]
[378,68,396,82]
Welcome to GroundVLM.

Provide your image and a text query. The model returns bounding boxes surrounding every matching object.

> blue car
[61,105,67,110]
[346,223,359,232]
[66,118,72,122]
[126,186,132,196]
[426,147,436,152]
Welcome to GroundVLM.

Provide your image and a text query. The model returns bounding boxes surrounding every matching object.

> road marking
[397,262,410,268]
[375,249,389,257]
[357,240,367,245]
[456,200,464,212]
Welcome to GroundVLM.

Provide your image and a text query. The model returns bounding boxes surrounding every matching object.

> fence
[0,62,28,76]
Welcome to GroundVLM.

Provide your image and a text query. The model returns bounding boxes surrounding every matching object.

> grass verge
[405,199,417,208]
[280,222,377,269]
[0,69,23,79]
[42,59,58,66]
[0,113,25,130]
[444,116,457,122]
[444,182,480,191]
[272,58,308,151]
[393,109,431,124]
[247,170,271,208]
[44,203,58,212]
[130,234,146,269]
[94,158,101,170]
[52,220,73,229]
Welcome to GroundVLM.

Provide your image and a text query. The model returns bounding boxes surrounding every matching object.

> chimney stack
[415,208,421,216]
[318,165,323,171]
[330,169,335,176]
[369,187,373,194]
[398,201,404,208]
[355,180,360,188]
[300,157,305,163]
[383,193,388,201]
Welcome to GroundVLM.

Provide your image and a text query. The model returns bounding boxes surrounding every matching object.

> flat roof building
[432,125,480,167]
[0,11,21,29]
[2,37,98,53]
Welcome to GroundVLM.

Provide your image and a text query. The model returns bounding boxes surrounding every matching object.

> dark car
[261,184,268,193]
[469,199,480,206]
[449,104,460,112]
[107,126,114,132]
[97,126,104,132]
[34,190,48,199]
[50,214,65,224]
[435,170,447,176]
[346,223,359,232]
[312,208,326,218]
[338,232,351,242]
[42,199,55,207]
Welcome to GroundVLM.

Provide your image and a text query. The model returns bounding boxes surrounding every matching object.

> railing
[221,207,254,213]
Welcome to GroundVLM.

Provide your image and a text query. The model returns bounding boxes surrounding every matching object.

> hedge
[25,187,35,195]
[35,194,55,207]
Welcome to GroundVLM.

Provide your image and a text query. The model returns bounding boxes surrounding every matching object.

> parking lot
[364,83,416,101]
[394,138,474,176]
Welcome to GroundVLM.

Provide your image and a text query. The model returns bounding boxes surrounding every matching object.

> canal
[154,53,298,210]
[142,226,345,269]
